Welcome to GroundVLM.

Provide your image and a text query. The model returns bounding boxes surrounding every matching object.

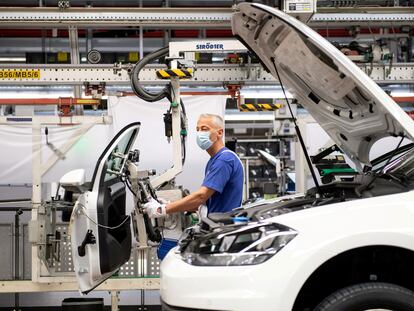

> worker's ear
[217,128,224,138]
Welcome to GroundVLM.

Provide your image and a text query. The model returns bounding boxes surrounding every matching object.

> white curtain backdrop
[109,95,226,192]
[0,95,226,193]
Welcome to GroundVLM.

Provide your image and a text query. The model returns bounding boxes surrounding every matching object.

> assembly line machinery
[0,2,412,309]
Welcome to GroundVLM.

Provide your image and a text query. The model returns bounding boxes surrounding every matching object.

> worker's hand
[143,198,167,218]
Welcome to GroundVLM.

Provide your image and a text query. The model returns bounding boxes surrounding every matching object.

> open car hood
[232,3,414,171]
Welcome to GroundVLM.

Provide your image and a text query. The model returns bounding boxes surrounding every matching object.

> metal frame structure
[310,12,414,27]
[0,278,160,292]
[0,63,412,85]
[0,7,233,28]
[0,278,160,311]
[5,116,111,284]
[0,114,164,307]
[0,7,411,28]
[0,113,142,310]
[0,5,412,306]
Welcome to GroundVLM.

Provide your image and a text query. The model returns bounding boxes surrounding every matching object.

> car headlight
[180,222,297,266]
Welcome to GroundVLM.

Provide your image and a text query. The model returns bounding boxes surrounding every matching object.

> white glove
[143,198,167,218]
[157,197,170,205]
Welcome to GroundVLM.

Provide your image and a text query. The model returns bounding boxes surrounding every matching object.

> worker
[143,113,244,218]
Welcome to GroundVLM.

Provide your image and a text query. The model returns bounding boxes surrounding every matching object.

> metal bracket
[58,1,70,11]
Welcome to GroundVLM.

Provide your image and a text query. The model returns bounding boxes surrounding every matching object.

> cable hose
[131,46,171,102]
[131,46,187,165]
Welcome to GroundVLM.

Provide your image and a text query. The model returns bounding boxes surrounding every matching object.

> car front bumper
[160,248,300,311]
[161,298,225,311]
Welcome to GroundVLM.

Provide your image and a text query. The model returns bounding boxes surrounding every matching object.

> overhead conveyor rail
[0,7,412,28]
[0,7,233,28]
[0,63,412,85]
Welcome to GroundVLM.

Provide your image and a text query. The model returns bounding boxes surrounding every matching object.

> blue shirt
[202,147,244,213]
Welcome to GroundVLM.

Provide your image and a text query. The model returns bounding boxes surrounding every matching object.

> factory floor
[0,306,162,310]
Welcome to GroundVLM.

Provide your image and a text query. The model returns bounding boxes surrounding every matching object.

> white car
[160,3,414,311]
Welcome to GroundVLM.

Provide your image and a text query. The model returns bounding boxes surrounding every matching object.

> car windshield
[383,147,414,180]
[371,143,414,173]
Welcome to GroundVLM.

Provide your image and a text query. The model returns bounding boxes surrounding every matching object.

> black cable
[180,98,187,115]
[168,82,188,165]
[123,175,162,242]
[131,46,171,102]
[45,127,49,144]
[270,57,322,196]
[179,99,187,165]
[362,136,405,192]
[124,177,137,197]
[180,100,187,130]
[170,86,188,131]
[181,135,187,165]
[77,202,131,230]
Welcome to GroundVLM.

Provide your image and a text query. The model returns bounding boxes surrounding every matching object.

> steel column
[68,26,82,114]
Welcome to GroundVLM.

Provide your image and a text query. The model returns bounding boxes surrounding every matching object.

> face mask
[196,131,213,150]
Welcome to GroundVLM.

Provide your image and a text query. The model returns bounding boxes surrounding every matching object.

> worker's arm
[166,186,215,214]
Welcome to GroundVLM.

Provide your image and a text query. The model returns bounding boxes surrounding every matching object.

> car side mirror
[60,169,87,193]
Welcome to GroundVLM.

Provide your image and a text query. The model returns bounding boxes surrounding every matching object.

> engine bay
[177,160,414,253]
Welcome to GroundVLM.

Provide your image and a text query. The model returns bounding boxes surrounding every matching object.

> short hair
[198,113,224,129]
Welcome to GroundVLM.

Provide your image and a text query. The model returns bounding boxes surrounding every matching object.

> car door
[70,122,140,294]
